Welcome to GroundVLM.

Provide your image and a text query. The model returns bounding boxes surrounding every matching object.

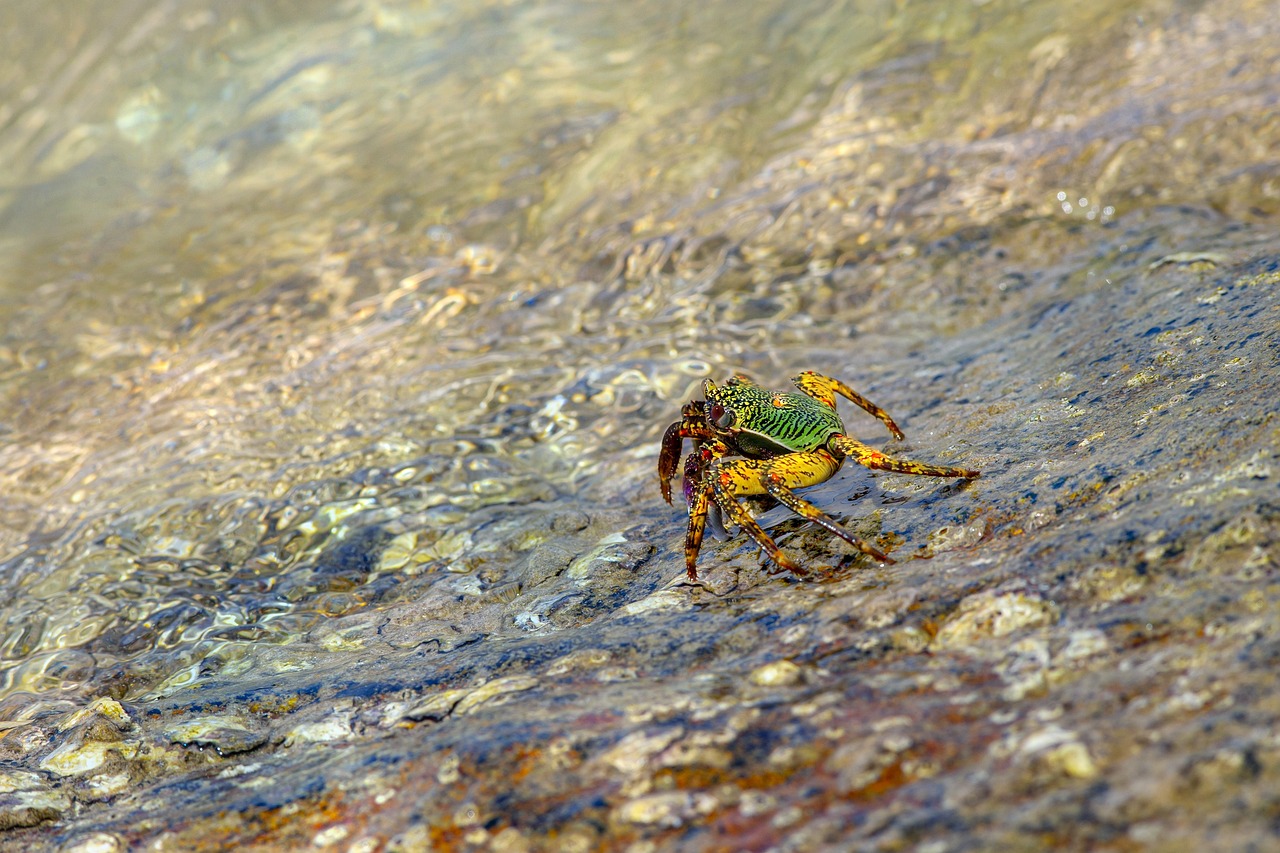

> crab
[658,371,980,580]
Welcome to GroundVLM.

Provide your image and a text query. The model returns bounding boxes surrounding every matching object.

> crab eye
[710,404,736,429]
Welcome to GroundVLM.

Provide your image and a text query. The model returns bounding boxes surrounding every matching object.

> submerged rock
[0,771,69,830]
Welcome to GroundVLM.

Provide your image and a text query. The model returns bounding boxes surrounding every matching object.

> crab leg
[791,371,906,440]
[761,450,895,564]
[707,460,808,577]
[682,440,730,581]
[828,435,980,480]
[685,464,713,581]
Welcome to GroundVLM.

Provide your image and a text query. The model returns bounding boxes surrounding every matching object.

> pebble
[748,660,803,687]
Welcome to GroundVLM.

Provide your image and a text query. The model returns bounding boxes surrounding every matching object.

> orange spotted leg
[695,449,894,579]
[683,441,728,581]
[828,435,981,480]
[706,456,810,578]
[761,449,894,564]
[792,371,906,440]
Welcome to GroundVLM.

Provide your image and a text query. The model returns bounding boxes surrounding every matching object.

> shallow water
[1,0,1279,849]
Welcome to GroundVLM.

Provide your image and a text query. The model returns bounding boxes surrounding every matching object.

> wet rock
[57,832,126,853]
[931,589,1060,650]
[612,790,718,827]
[0,770,69,829]
[1,1,1279,850]
[163,716,266,756]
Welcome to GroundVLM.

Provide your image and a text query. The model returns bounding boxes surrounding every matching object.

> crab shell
[702,378,843,458]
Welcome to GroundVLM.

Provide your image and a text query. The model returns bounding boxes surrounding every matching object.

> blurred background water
[1,0,1278,848]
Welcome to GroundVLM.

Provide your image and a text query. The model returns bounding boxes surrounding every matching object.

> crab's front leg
[791,371,906,440]
[696,455,812,579]
[699,449,897,577]
[682,440,730,581]
[760,450,894,564]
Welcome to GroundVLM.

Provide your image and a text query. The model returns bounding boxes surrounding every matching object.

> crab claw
[658,420,684,504]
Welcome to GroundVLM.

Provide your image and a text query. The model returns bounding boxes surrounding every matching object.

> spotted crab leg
[707,458,809,578]
[700,445,906,575]
[760,449,895,564]
[682,441,729,581]
[791,371,906,440]
[827,435,981,480]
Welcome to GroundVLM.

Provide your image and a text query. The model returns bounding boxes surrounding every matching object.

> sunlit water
[1,0,1278,846]
[1,0,1042,711]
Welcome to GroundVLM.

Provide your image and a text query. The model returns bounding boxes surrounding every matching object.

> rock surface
[0,0,1278,850]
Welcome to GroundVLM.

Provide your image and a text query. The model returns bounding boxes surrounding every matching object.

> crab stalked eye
[711,404,736,429]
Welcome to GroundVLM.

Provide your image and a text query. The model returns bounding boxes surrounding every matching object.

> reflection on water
[1,0,1279,845]
[1,0,1276,707]
[3,0,975,710]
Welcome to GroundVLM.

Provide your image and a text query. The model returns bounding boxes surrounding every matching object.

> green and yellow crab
[658,371,980,580]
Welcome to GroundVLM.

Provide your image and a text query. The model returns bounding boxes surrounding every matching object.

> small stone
[0,770,47,794]
[402,688,471,723]
[58,831,125,853]
[453,676,539,716]
[40,740,139,777]
[827,737,894,794]
[888,625,931,653]
[1062,628,1110,661]
[490,826,532,853]
[1044,741,1099,780]
[621,590,693,616]
[283,715,353,746]
[599,728,684,776]
[164,717,266,756]
[749,660,802,687]
[56,698,132,734]
[83,772,132,799]
[436,754,460,785]
[932,590,1059,649]
[1019,725,1098,779]
[312,823,351,846]
[613,791,716,827]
